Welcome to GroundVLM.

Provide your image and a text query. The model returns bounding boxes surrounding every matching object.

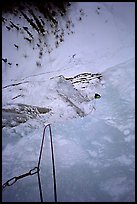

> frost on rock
[2,103,51,128]
[54,73,103,117]
[2,71,103,127]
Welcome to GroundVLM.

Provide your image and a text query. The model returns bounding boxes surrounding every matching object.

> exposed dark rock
[14,44,19,49]
[10,21,19,30]
[2,58,7,63]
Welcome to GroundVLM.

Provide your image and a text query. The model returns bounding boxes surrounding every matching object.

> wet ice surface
[2,59,135,202]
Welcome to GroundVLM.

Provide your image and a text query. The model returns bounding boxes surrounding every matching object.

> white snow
[2,2,135,202]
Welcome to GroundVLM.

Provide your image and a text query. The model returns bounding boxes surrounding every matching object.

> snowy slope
[2,2,135,202]
[2,2,135,124]
[2,2,134,82]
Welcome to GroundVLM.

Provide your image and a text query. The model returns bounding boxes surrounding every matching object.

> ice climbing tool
[94,93,101,99]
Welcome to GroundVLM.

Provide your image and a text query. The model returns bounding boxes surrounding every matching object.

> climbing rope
[2,124,57,202]
[37,124,57,202]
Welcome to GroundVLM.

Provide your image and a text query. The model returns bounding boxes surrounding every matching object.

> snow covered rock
[2,104,51,127]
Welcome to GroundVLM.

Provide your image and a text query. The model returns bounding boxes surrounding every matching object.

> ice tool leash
[2,124,57,202]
